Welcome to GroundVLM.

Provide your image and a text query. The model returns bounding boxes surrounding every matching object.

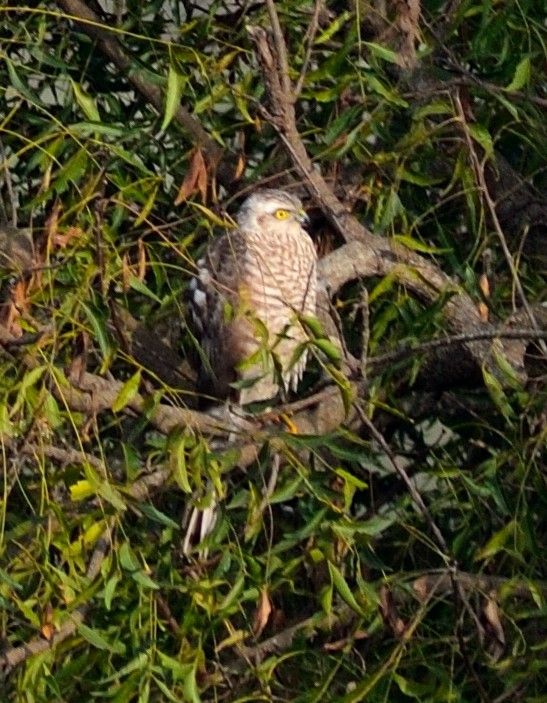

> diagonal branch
[247,23,372,244]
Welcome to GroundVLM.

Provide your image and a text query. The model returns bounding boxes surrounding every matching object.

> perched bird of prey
[189,188,317,405]
[183,188,317,554]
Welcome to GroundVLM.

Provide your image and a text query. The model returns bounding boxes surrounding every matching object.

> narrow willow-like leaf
[505,56,531,92]
[70,80,101,122]
[161,64,186,131]
[112,370,141,412]
[328,561,367,616]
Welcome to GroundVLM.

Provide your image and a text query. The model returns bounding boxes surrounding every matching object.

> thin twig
[265,0,293,99]
[454,94,547,357]
[354,403,450,556]
[355,401,496,703]
[294,0,322,97]
[367,327,546,371]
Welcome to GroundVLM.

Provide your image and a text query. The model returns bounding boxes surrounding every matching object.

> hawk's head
[236,189,309,231]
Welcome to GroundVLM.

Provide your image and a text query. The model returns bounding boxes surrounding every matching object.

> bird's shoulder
[200,227,249,274]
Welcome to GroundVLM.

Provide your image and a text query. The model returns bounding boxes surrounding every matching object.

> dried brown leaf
[52,226,84,249]
[412,576,429,601]
[234,153,246,181]
[253,587,273,637]
[482,592,506,661]
[379,585,406,637]
[41,603,55,641]
[121,253,131,293]
[195,148,208,203]
[478,273,490,322]
[323,637,349,652]
[175,148,208,205]
[323,628,369,652]
[137,238,147,282]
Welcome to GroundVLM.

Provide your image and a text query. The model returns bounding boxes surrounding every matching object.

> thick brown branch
[247,24,373,244]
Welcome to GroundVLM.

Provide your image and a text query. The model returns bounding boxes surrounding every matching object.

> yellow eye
[275,209,289,220]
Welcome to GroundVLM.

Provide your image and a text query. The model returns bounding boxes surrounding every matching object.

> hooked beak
[298,209,310,226]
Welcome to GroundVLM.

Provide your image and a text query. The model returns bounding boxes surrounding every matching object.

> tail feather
[182,498,218,558]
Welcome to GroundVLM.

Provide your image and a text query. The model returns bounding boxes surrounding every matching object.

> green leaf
[492,345,523,390]
[482,365,515,421]
[494,92,520,120]
[324,105,362,146]
[135,502,180,529]
[77,623,119,651]
[0,567,23,591]
[154,678,182,703]
[0,403,15,436]
[331,515,396,538]
[96,481,127,512]
[119,542,140,572]
[320,583,333,615]
[397,169,443,186]
[42,392,63,429]
[80,302,113,361]
[70,480,95,501]
[313,338,342,365]
[334,468,368,490]
[505,56,531,92]
[134,185,159,227]
[70,80,101,122]
[6,58,42,104]
[393,673,435,698]
[315,11,351,44]
[112,370,142,412]
[132,570,160,590]
[270,474,304,503]
[10,365,47,416]
[100,652,149,683]
[233,88,255,124]
[217,575,245,613]
[475,520,518,561]
[363,42,400,64]
[169,432,191,493]
[162,64,186,131]
[300,315,326,339]
[187,201,233,227]
[326,365,354,414]
[127,276,163,303]
[365,74,407,106]
[468,123,494,158]
[378,188,403,229]
[103,575,119,611]
[53,148,89,194]
[393,235,450,254]
[328,561,367,616]
[182,662,202,703]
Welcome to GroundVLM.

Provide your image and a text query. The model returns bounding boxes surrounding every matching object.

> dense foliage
[1,1,546,701]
